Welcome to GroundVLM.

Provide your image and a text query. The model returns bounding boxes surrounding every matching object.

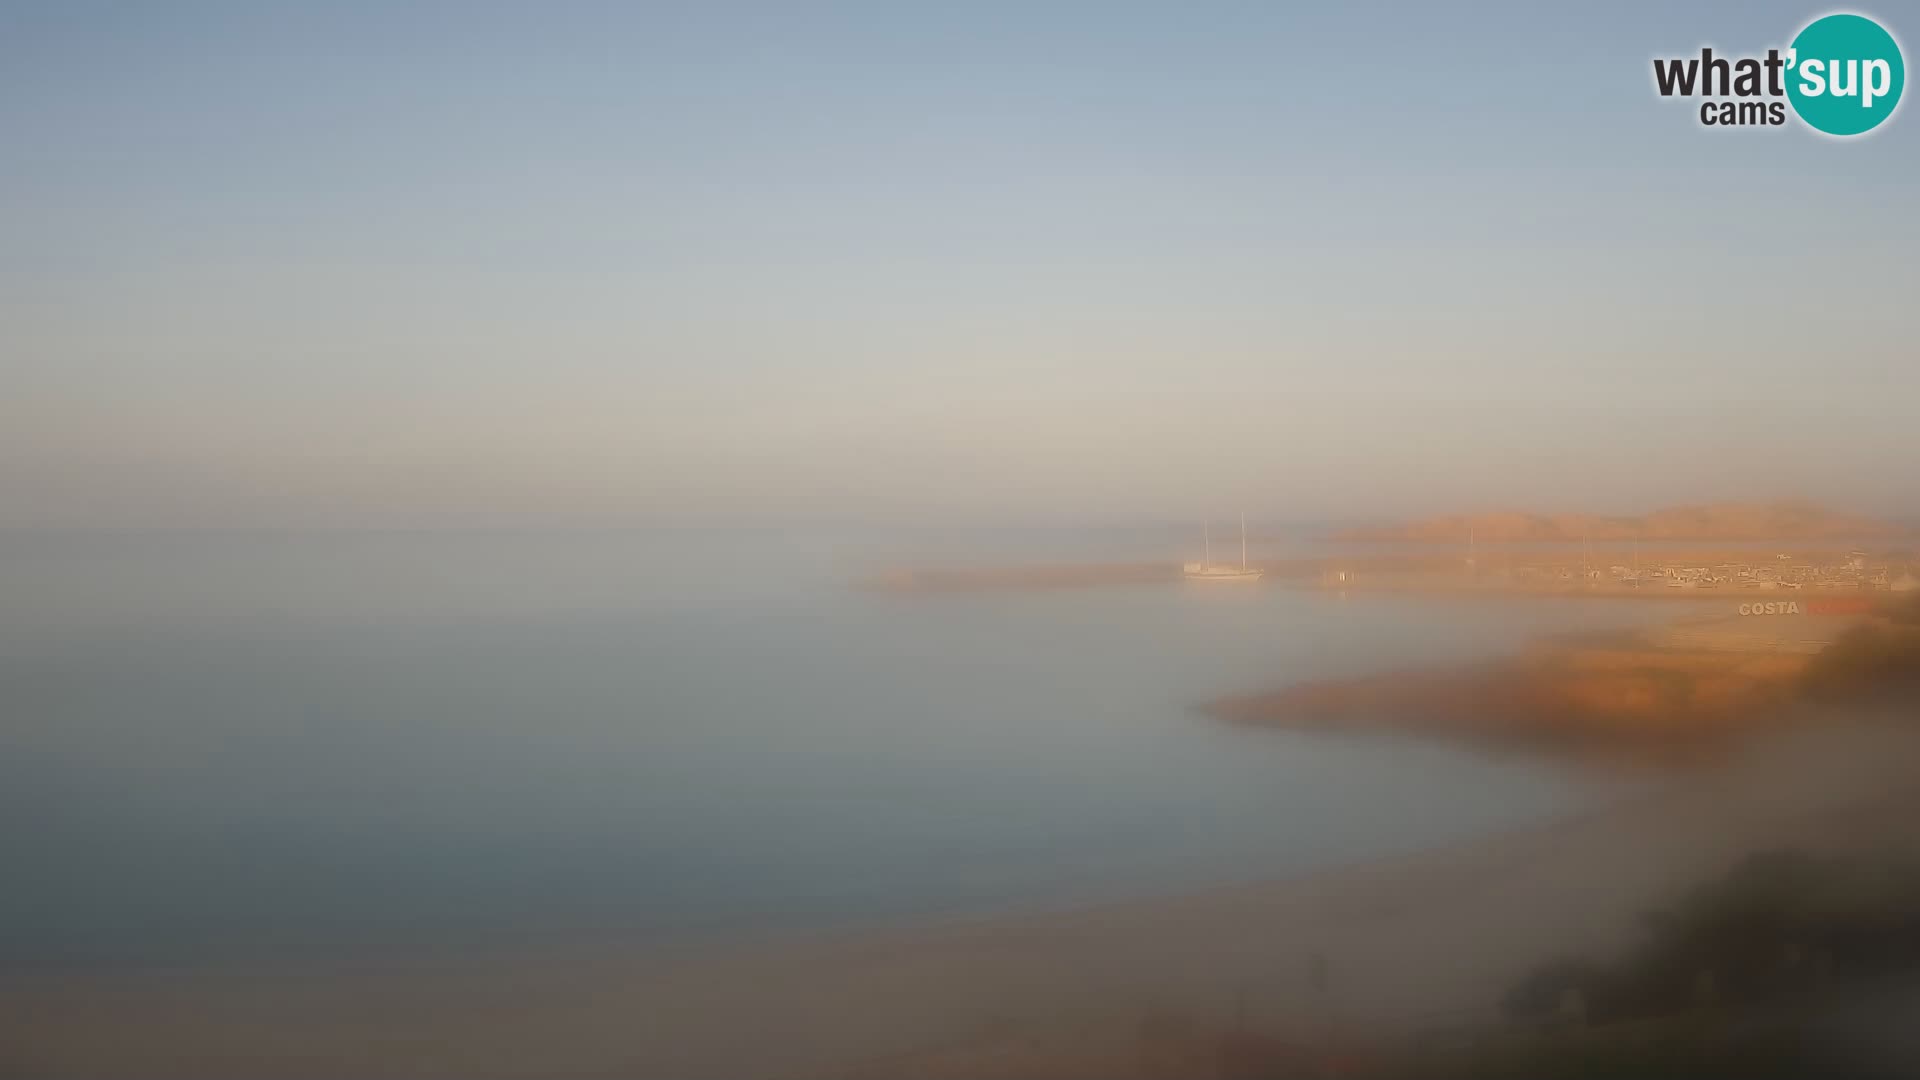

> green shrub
[1800,620,1920,700]
[1504,851,1920,1027]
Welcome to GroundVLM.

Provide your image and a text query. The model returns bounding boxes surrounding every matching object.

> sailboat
[1184,511,1263,582]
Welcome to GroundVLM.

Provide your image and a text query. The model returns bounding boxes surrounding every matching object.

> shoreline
[7,715,1918,1078]
[1203,646,1816,766]
[859,547,1909,601]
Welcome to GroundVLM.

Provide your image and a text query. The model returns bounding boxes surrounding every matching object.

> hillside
[1203,644,1812,764]
[1332,501,1905,543]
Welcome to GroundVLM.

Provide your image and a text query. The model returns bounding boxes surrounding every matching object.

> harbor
[860,545,1918,602]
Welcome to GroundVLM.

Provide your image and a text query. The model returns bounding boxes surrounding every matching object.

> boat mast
[1204,519,1212,567]
[1240,509,1248,571]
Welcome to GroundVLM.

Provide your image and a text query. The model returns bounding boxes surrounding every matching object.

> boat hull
[1183,569,1263,582]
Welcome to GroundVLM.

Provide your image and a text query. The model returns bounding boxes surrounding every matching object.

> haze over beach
[5,2,1920,1078]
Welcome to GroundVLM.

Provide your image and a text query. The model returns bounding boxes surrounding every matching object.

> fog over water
[0,526,1698,972]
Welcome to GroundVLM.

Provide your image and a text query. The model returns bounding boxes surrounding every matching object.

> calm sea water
[0,528,1677,971]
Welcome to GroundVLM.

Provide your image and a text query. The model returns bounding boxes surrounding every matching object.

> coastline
[7,714,1918,1079]
[1203,644,1815,766]
[858,543,1908,601]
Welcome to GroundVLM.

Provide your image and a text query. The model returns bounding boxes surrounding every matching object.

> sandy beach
[6,709,1918,1079]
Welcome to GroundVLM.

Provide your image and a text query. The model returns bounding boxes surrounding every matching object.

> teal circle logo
[1786,13,1905,136]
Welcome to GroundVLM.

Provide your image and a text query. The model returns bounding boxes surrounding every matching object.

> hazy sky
[3,1,1915,527]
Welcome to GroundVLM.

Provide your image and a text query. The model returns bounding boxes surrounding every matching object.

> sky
[2,1,1916,528]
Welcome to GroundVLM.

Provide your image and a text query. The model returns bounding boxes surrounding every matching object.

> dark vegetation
[1502,850,1920,1027]
[1228,851,1920,1078]
[1404,1019,1910,1080]
[1799,594,1920,700]
[1400,850,1920,1080]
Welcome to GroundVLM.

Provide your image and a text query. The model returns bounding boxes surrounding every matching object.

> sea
[0,525,1687,972]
